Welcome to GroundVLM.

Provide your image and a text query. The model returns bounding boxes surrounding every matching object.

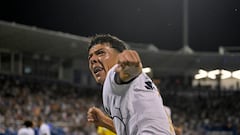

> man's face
[88,43,119,85]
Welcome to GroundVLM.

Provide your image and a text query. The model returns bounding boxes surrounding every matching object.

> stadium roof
[1,20,240,78]
[0,20,89,59]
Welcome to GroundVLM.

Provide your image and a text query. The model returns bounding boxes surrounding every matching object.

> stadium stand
[1,21,240,135]
[0,73,239,135]
[0,73,101,135]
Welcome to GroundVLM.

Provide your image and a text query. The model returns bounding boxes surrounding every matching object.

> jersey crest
[144,81,154,90]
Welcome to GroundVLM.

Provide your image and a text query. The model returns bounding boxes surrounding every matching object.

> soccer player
[87,34,175,135]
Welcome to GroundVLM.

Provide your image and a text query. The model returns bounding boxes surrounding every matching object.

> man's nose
[90,55,98,64]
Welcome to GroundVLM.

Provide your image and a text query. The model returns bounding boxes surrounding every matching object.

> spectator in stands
[17,120,35,135]
[1,69,240,134]
[36,117,51,135]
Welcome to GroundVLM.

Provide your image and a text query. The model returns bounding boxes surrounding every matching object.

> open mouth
[93,66,103,74]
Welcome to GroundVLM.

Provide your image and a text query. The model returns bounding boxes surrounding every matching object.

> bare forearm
[115,50,142,83]
[115,66,142,84]
[102,116,116,133]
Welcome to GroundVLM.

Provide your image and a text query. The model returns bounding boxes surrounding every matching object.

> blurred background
[0,0,240,134]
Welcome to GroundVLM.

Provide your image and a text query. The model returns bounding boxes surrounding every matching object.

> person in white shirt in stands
[36,117,51,135]
[18,120,35,135]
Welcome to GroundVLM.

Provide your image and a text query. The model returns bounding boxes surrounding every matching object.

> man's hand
[87,107,106,126]
[87,107,116,133]
[115,50,142,82]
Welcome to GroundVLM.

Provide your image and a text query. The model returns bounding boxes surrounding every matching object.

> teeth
[94,67,102,73]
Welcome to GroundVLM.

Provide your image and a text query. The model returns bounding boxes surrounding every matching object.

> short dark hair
[88,34,128,52]
[23,120,33,128]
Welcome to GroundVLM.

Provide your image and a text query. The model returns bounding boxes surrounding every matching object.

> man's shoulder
[18,127,27,133]
[40,123,50,130]
[18,127,34,135]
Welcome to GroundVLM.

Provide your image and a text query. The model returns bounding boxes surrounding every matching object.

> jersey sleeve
[105,65,131,95]
[106,65,157,95]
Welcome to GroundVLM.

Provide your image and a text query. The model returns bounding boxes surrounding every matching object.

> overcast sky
[1,0,240,52]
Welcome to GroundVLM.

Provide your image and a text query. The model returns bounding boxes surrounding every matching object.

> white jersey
[18,127,35,135]
[39,123,51,135]
[103,65,175,135]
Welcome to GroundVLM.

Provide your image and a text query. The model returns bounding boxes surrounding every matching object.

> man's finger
[87,118,95,122]
[131,50,141,66]
[118,50,141,67]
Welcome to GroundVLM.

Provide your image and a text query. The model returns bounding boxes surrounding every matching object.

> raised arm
[115,50,142,83]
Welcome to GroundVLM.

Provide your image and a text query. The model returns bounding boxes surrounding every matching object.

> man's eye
[97,51,105,55]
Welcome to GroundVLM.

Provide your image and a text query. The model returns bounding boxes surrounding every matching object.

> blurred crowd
[160,78,240,135]
[0,74,101,135]
[0,73,240,135]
